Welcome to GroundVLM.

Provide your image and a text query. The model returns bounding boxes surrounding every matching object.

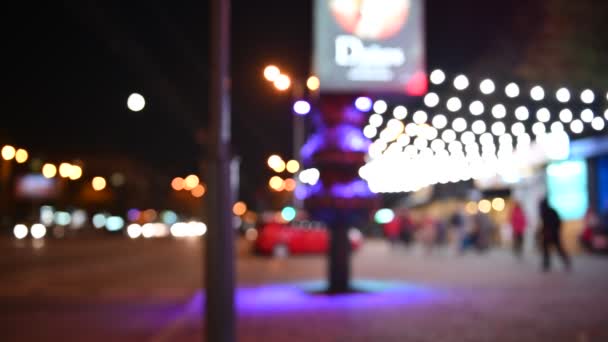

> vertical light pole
[206,0,235,341]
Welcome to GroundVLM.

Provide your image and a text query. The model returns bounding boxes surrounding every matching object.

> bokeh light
[233,201,247,216]
[274,74,291,91]
[191,184,206,198]
[171,177,185,191]
[269,176,284,191]
[354,97,373,112]
[281,206,297,221]
[1,145,16,161]
[263,65,280,82]
[478,199,492,214]
[30,224,47,239]
[59,163,72,178]
[127,93,146,112]
[184,174,200,190]
[15,149,28,163]
[92,176,107,191]
[284,178,296,191]
[13,224,28,239]
[293,100,311,115]
[306,75,320,91]
[286,160,300,173]
[492,198,506,211]
[42,163,57,178]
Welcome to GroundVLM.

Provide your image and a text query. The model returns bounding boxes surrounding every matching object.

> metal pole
[205,0,235,341]
[292,83,305,209]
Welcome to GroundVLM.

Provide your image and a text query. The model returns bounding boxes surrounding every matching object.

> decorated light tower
[304,0,427,293]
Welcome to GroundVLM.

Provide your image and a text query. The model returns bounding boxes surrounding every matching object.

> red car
[254,220,363,257]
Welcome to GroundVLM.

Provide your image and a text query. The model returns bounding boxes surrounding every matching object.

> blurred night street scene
[1,0,608,341]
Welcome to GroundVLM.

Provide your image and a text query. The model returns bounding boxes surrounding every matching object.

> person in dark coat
[539,197,571,272]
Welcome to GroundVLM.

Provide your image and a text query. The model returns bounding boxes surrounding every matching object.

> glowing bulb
[42,163,57,178]
[127,93,145,112]
[430,69,446,85]
[559,109,573,123]
[264,65,281,81]
[393,106,407,119]
[92,177,107,191]
[432,114,447,129]
[286,160,300,173]
[306,76,320,91]
[581,89,595,104]
[505,83,520,98]
[184,174,200,190]
[515,106,529,121]
[530,86,544,101]
[447,97,462,112]
[491,104,506,119]
[556,88,570,103]
[15,149,28,163]
[1,145,16,161]
[469,100,484,115]
[472,120,486,135]
[274,74,291,91]
[453,75,469,90]
[479,79,495,94]
[373,100,388,114]
[424,92,440,108]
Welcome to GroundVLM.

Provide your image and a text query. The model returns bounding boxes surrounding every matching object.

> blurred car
[254,220,363,257]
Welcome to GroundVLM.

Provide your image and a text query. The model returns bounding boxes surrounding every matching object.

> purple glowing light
[354,97,373,112]
[293,100,311,115]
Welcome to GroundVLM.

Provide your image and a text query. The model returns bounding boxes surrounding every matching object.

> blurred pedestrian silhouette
[539,197,571,272]
[510,201,527,259]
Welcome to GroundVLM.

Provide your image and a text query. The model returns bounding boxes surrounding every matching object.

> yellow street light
[92,177,107,191]
[15,149,28,163]
[1,145,16,161]
[42,163,57,178]
[274,74,291,91]
[184,174,200,190]
[263,65,281,82]
[286,160,300,173]
[306,76,320,91]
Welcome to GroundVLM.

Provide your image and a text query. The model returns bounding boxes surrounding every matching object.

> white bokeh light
[454,75,469,90]
[592,117,605,131]
[515,106,530,121]
[532,122,546,136]
[373,100,388,114]
[431,139,445,152]
[559,109,573,123]
[491,104,506,119]
[581,109,594,123]
[505,83,520,98]
[432,114,447,129]
[363,125,377,139]
[442,129,457,143]
[479,79,495,95]
[570,119,584,134]
[530,86,545,101]
[393,105,408,119]
[511,122,525,136]
[461,131,476,145]
[413,110,428,124]
[556,88,571,103]
[430,69,446,85]
[13,224,28,239]
[551,122,565,132]
[581,89,595,104]
[472,120,486,135]
[491,122,506,136]
[127,93,146,112]
[447,97,462,112]
[369,113,383,127]
[469,100,484,116]
[480,133,494,146]
[452,118,467,132]
[536,108,551,122]
[424,93,440,108]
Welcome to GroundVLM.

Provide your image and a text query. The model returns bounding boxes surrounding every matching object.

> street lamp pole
[291,83,305,210]
[206,0,235,341]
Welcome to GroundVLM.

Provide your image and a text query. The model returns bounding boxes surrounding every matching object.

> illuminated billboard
[314,0,426,95]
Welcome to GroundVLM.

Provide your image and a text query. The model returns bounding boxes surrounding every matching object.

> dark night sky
[1,0,607,205]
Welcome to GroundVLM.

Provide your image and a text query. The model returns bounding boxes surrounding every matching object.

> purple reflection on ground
[197,280,440,317]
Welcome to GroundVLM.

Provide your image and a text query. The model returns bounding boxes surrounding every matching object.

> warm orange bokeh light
[232,201,247,216]
[263,65,281,82]
[284,178,296,192]
[171,177,185,191]
[184,174,200,190]
[42,163,57,178]
[274,74,291,91]
[1,145,16,161]
[307,76,320,91]
[59,163,72,178]
[286,160,300,173]
[69,165,82,180]
[191,184,206,198]
[15,149,28,163]
[269,176,284,191]
[92,177,107,191]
